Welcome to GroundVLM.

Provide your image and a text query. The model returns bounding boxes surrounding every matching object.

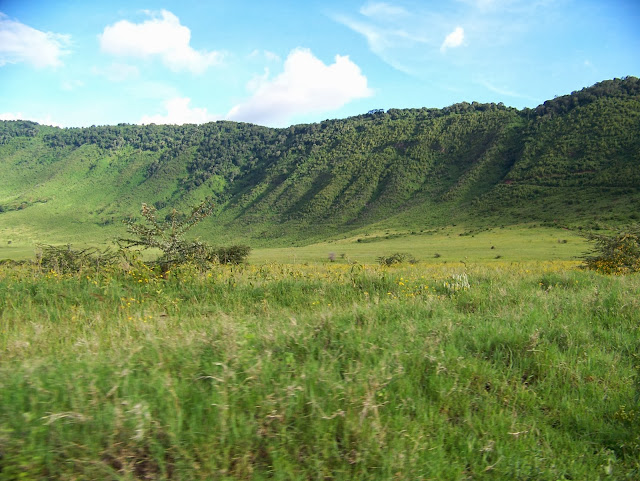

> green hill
[1,77,639,251]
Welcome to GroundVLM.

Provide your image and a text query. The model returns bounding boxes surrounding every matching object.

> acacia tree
[118,200,216,272]
[579,224,640,274]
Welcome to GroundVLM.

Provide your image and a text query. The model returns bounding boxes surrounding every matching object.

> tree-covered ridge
[0,77,639,245]
[0,120,40,144]
[529,76,640,118]
[507,96,640,186]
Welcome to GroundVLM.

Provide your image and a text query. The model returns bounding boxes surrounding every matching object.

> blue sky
[0,0,638,128]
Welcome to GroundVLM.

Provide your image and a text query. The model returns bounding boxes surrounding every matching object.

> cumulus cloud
[0,111,62,127]
[0,13,70,68]
[227,48,373,126]
[140,97,220,125]
[99,10,223,74]
[440,26,465,52]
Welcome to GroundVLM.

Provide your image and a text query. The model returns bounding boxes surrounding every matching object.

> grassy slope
[1,78,639,257]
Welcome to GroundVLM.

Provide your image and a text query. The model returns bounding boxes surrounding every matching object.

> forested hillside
[1,77,639,247]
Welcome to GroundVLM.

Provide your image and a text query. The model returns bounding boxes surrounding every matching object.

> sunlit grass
[249,225,588,264]
[1,260,639,479]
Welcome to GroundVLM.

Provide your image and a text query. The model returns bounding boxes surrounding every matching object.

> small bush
[579,224,640,274]
[36,244,119,274]
[210,245,251,265]
[377,252,416,266]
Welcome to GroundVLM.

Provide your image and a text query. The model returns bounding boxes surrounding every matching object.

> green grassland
[251,225,588,264]
[1,77,639,479]
[1,259,639,479]
[0,224,587,265]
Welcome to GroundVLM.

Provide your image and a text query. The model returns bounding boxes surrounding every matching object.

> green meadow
[0,225,587,265]
[251,225,588,264]
[1,255,639,479]
[1,77,639,479]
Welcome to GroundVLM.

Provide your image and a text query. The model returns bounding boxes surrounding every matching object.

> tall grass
[1,261,639,479]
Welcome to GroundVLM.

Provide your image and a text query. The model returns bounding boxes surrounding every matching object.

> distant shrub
[579,224,640,274]
[36,244,119,274]
[210,245,251,265]
[377,252,416,266]
[0,258,25,267]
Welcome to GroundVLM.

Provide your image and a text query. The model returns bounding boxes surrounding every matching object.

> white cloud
[127,81,181,100]
[140,97,220,125]
[226,48,373,126]
[0,111,62,127]
[263,50,281,62]
[332,15,425,73]
[0,13,70,68]
[360,2,408,18]
[476,78,521,98]
[456,0,522,11]
[99,10,223,74]
[61,79,84,91]
[456,0,499,9]
[92,62,140,82]
[247,67,271,92]
[441,26,465,52]
[249,49,281,63]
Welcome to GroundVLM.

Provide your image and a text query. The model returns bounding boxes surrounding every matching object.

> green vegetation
[1,261,639,479]
[580,224,640,274]
[119,200,250,271]
[377,252,416,266]
[250,225,588,265]
[1,77,639,479]
[1,77,639,253]
[28,202,251,278]
[36,244,119,274]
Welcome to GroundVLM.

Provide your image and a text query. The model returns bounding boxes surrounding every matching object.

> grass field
[251,225,588,264]
[1,257,639,480]
[0,224,588,265]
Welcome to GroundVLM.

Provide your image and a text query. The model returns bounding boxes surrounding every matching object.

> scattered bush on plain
[118,200,250,273]
[579,223,640,274]
[377,252,417,266]
[29,201,250,275]
[36,244,119,274]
